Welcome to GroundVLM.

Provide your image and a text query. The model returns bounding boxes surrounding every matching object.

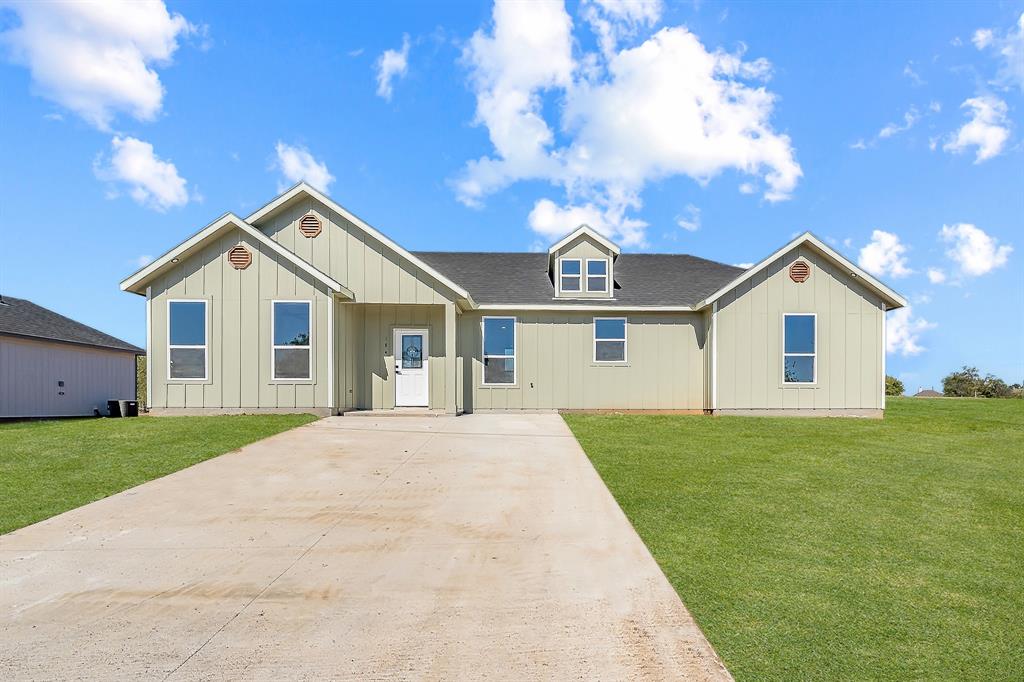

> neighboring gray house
[121,183,906,417]
[0,297,142,418]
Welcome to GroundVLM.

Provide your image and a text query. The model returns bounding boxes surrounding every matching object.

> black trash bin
[118,400,138,417]
[108,400,122,418]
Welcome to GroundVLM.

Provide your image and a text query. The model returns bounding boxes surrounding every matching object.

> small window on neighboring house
[559,259,581,293]
[168,300,207,380]
[273,301,312,380]
[783,314,816,383]
[482,316,516,385]
[586,259,608,292]
[594,317,627,362]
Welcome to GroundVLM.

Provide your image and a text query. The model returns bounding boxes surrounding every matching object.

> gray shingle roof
[413,252,744,307]
[0,296,143,353]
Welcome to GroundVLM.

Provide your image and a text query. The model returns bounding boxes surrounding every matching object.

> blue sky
[1,0,1021,391]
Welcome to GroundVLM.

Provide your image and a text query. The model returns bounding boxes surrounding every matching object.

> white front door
[394,329,429,407]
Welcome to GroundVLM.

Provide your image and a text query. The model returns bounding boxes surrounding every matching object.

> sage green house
[121,183,906,417]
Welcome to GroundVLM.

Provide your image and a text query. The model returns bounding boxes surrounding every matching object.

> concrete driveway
[1,414,729,680]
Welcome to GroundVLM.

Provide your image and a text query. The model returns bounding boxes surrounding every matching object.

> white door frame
[393,327,429,407]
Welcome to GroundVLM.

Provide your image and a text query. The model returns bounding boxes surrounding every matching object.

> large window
[482,316,516,385]
[559,259,581,293]
[783,314,816,383]
[168,300,207,380]
[594,317,627,362]
[273,301,312,380]
[586,259,608,293]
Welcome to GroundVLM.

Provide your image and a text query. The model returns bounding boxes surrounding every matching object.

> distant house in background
[914,388,943,398]
[0,296,142,418]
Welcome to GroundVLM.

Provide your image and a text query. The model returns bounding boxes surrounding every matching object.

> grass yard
[0,414,317,534]
[564,398,1023,681]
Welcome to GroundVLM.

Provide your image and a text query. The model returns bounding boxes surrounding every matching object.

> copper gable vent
[789,260,811,283]
[227,245,252,270]
[299,212,322,238]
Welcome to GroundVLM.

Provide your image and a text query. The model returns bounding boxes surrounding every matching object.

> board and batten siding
[458,312,706,411]
[148,228,333,411]
[253,197,457,305]
[714,245,885,412]
[0,336,136,417]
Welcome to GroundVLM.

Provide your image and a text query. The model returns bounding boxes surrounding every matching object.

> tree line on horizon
[886,366,1022,398]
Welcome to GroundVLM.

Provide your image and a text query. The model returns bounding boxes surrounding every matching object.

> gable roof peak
[547,224,621,257]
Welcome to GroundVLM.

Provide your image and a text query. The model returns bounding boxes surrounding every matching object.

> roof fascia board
[547,225,621,256]
[695,232,907,310]
[476,304,695,312]
[245,183,475,305]
[120,213,351,299]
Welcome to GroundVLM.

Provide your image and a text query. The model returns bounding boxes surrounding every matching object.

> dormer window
[559,259,582,293]
[586,259,608,292]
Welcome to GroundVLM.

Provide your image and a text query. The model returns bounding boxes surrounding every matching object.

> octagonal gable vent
[299,212,322,238]
[789,260,811,283]
[227,245,252,270]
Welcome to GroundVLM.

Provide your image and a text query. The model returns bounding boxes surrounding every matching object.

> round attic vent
[299,212,322,238]
[227,245,252,270]
[789,260,811,283]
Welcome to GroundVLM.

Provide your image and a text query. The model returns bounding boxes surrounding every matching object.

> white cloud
[972,28,994,49]
[878,107,920,138]
[928,100,941,113]
[939,223,1013,276]
[94,136,189,211]
[974,12,1024,91]
[273,141,334,192]
[457,0,801,244]
[902,61,925,86]
[135,255,154,267]
[527,198,648,246]
[733,262,753,269]
[375,34,410,101]
[675,204,700,231]
[738,182,757,194]
[943,96,1011,162]
[0,0,196,130]
[887,306,935,356]
[926,267,946,284]
[858,230,912,278]
[582,0,663,57]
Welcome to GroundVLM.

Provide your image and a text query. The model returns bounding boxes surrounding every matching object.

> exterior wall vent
[227,245,252,270]
[789,260,811,283]
[299,213,322,238]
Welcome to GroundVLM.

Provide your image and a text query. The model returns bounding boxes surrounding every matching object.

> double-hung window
[594,317,627,362]
[783,314,816,383]
[482,316,516,385]
[586,259,608,293]
[273,301,312,380]
[559,259,581,293]
[168,300,207,380]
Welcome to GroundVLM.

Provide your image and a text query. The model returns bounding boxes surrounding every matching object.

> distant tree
[942,366,1015,398]
[885,375,905,396]
[978,375,1013,398]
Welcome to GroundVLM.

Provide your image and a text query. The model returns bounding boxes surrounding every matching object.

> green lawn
[0,415,317,535]
[564,399,1023,681]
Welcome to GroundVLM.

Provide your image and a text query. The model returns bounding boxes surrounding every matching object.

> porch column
[445,301,457,415]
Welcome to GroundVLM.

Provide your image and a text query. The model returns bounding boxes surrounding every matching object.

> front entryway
[394,328,429,406]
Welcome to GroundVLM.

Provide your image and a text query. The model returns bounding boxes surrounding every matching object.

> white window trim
[557,257,582,295]
[782,312,817,385]
[271,300,313,382]
[586,258,609,293]
[481,315,517,386]
[593,316,628,363]
[167,299,208,382]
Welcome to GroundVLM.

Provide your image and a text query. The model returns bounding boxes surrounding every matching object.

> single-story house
[121,183,906,417]
[914,389,943,398]
[0,296,142,418]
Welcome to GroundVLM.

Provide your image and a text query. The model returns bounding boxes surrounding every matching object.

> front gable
[547,225,619,300]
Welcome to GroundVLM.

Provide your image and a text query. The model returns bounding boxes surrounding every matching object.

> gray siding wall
[459,312,706,411]
[254,197,456,305]
[714,245,885,411]
[0,336,136,417]
[148,229,333,410]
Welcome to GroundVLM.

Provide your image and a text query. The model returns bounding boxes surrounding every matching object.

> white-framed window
[272,300,312,380]
[482,316,516,385]
[783,313,816,384]
[167,299,207,380]
[559,258,582,293]
[594,317,627,363]
[586,258,608,293]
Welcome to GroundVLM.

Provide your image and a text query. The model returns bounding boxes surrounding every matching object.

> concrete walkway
[0,414,730,680]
